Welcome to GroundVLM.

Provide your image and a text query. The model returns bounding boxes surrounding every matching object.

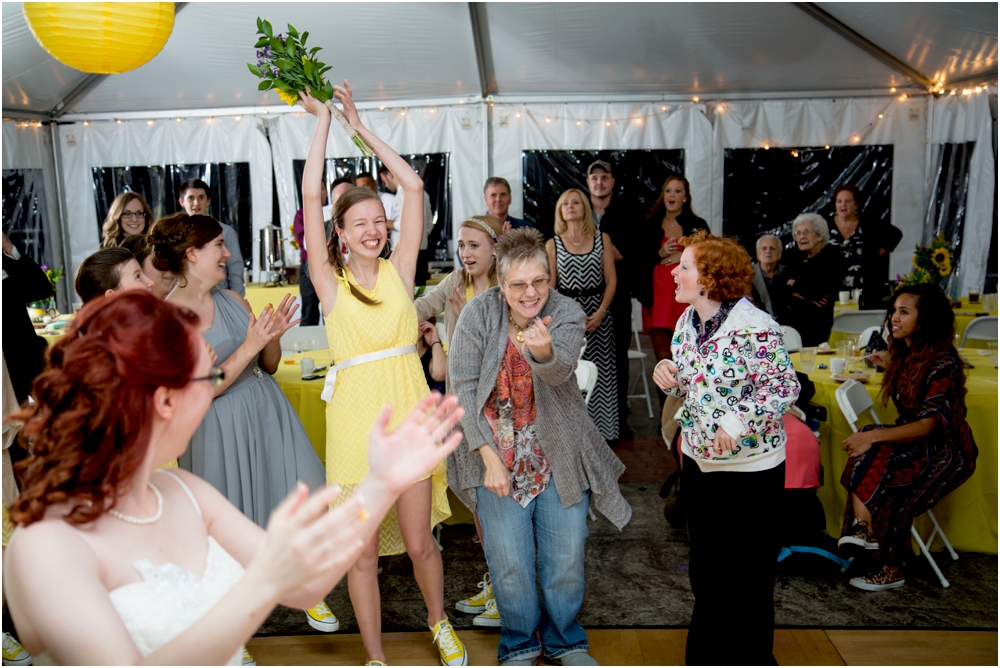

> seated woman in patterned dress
[838,283,978,590]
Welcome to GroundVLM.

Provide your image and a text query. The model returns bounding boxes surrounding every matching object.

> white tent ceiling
[3,2,997,118]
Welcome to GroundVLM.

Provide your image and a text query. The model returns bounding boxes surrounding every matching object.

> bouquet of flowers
[895,234,953,287]
[248,18,373,157]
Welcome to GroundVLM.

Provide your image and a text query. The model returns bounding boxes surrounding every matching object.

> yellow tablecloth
[832,297,997,347]
[244,283,300,317]
[271,350,331,465]
[790,350,998,554]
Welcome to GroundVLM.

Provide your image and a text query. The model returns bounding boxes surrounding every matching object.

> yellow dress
[325,259,450,556]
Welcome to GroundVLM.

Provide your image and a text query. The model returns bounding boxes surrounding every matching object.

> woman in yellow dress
[299,83,465,667]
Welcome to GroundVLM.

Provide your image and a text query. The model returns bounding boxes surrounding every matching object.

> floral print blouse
[828,220,866,291]
[483,339,552,506]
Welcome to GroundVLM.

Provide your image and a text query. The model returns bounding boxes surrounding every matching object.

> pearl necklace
[108,482,163,525]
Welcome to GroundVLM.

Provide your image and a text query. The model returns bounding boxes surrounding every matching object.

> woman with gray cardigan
[449,228,631,667]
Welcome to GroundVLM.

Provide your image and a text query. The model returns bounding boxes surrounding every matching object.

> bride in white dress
[2,291,465,665]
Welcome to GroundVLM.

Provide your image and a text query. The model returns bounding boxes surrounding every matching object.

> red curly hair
[9,292,200,527]
[679,230,755,301]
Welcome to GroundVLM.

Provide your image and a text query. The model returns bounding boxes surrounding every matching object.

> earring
[700,290,705,296]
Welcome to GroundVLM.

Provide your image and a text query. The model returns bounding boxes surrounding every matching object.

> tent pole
[792,3,934,89]
[48,123,73,312]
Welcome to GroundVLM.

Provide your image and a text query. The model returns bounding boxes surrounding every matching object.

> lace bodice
[107,536,246,664]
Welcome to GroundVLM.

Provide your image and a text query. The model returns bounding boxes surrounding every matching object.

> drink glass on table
[831,358,847,375]
[968,288,981,304]
[989,342,999,368]
[301,357,315,375]
[799,347,817,372]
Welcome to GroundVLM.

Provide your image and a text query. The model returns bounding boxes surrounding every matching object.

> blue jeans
[475,484,590,664]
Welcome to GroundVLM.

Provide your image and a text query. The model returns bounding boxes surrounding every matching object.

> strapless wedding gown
[35,471,247,665]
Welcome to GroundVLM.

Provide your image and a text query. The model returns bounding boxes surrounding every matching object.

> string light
[379,106,385,110]
[763,144,769,150]
[146,120,154,125]
[824,145,830,149]
[890,87,896,93]
[898,94,908,101]
[950,90,957,95]
[515,112,521,117]
[206,117,213,123]
[661,106,667,111]
[852,135,860,142]
[576,121,581,126]
[877,114,884,119]
[176,117,182,122]
[635,118,642,124]
[717,104,725,112]
[605,121,611,126]
[82,121,89,126]
[234,116,242,122]
[692,96,700,102]
[790,150,799,157]
[116,119,122,124]
[545,118,551,123]
[429,108,436,113]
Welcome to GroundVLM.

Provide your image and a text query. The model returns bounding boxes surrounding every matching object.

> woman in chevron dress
[545,189,619,443]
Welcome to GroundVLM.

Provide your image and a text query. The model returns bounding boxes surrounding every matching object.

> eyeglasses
[121,211,147,220]
[191,367,225,386]
[503,278,549,294]
[794,229,817,238]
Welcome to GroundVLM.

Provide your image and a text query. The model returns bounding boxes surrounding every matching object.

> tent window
[91,163,252,267]
[521,149,685,239]
[722,145,893,255]
[291,154,452,258]
[3,168,53,269]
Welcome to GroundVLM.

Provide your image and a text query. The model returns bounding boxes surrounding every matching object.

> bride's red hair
[9,292,200,527]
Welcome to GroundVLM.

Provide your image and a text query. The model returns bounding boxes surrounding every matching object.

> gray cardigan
[447,287,632,530]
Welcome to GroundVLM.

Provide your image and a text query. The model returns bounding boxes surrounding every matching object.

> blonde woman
[545,189,618,444]
[100,192,154,249]
[415,214,504,626]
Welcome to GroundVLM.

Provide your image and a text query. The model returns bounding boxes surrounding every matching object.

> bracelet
[597,307,607,314]
[431,341,443,349]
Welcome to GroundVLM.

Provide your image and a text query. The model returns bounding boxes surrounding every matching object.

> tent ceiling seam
[793,2,934,89]
[469,3,497,97]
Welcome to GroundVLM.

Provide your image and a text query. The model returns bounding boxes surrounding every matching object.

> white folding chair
[959,316,998,348]
[575,360,598,405]
[627,299,655,419]
[832,310,886,334]
[280,325,328,354]
[782,325,803,353]
[857,325,881,348]
[835,379,958,588]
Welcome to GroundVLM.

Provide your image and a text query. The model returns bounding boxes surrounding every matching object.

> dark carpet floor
[257,482,998,636]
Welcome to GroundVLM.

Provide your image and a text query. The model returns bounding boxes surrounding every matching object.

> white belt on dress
[320,345,417,403]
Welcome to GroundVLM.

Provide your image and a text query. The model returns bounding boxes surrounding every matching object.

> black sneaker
[837,520,879,550]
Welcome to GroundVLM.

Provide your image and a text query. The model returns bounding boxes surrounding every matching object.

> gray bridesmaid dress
[179,288,325,526]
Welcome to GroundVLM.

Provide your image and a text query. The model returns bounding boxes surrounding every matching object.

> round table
[271,350,331,465]
[790,350,997,554]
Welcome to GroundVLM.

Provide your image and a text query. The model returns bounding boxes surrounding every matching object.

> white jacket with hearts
[668,297,800,472]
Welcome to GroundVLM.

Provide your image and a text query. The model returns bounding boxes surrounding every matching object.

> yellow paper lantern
[23,2,174,75]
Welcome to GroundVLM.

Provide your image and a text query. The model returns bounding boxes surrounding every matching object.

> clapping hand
[271,293,301,337]
[250,482,370,598]
[367,392,464,495]
[447,284,468,319]
[245,303,280,353]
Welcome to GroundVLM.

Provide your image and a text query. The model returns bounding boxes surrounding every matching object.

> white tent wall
[2,121,67,308]
[491,102,715,223]
[712,95,926,281]
[928,88,997,294]
[55,116,273,283]
[270,104,485,267]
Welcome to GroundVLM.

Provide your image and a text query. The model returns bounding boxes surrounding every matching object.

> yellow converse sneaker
[430,619,468,666]
[306,600,340,632]
[364,661,388,666]
[2,633,31,666]
[455,572,493,614]
[241,646,256,666]
[472,597,502,627]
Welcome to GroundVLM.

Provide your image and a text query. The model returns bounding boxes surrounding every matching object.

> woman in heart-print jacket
[651,230,799,667]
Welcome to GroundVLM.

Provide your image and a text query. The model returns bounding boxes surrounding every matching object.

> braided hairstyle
[325,187,391,306]
[147,212,222,287]
[9,292,201,527]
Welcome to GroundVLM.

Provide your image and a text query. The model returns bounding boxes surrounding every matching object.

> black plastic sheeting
[722,145,893,256]
[291,154,452,259]
[522,149,685,239]
[3,168,53,269]
[925,142,975,296]
[91,163,253,268]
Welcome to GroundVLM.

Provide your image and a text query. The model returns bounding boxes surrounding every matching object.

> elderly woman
[449,228,631,667]
[653,231,799,666]
[777,213,843,346]
[827,184,902,309]
[751,234,785,317]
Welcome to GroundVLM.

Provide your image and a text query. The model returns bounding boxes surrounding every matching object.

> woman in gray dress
[149,212,325,524]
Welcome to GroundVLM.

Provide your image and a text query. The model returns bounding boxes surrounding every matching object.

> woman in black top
[777,213,842,346]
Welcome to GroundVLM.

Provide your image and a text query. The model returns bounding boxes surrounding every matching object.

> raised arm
[332,81,424,294]
[298,91,339,312]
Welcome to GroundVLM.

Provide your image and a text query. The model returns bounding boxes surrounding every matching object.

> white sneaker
[473,597,502,627]
[456,572,493,614]
[2,633,31,666]
[305,600,340,632]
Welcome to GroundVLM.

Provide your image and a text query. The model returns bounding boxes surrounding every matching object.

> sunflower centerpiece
[248,18,373,157]
[895,234,955,288]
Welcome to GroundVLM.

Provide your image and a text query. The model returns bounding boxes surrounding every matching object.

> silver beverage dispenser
[258,225,287,286]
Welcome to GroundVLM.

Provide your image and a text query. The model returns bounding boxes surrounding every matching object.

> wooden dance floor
[247,628,998,665]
